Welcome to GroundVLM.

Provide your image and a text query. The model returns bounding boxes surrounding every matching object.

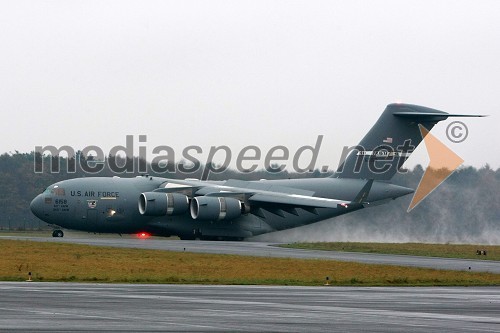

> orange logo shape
[407,125,464,212]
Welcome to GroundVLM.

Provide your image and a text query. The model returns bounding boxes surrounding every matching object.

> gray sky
[1,0,498,171]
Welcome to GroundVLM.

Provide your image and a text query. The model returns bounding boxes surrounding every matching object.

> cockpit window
[54,188,65,196]
[43,187,65,196]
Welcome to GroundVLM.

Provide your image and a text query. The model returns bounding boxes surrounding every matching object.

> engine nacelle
[138,192,189,216]
[190,196,243,221]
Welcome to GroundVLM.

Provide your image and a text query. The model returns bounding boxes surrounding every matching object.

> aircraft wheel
[52,230,64,238]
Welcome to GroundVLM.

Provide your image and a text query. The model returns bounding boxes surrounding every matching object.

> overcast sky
[1,0,498,172]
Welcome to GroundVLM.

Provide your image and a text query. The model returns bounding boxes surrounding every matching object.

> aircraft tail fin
[332,103,485,180]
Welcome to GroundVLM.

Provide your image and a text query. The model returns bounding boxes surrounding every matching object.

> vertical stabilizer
[333,103,484,180]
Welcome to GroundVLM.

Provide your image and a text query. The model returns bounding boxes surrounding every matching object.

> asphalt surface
[0,282,499,332]
[2,236,500,332]
[3,235,500,273]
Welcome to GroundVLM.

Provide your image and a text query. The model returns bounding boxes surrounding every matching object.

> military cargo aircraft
[30,104,481,240]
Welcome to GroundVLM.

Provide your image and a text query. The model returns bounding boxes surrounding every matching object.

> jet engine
[138,192,189,216]
[190,196,243,221]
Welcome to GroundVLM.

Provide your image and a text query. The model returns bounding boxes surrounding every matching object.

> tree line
[0,152,498,244]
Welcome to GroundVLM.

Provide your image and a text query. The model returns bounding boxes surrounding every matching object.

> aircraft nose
[30,195,45,219]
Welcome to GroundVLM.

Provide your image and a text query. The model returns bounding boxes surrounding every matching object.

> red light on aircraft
[137,232,151,239]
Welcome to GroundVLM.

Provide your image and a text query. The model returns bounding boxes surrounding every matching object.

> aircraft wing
[249,179,372,214]
[248,192,348,209]
[153,178,373,215]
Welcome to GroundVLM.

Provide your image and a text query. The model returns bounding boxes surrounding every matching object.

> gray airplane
[30,104,481,240]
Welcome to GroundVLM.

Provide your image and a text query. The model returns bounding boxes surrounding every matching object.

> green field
[1,239,500,286]
[280,242,500,260]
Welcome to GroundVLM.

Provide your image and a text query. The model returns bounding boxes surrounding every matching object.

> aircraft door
[87,209,98,224]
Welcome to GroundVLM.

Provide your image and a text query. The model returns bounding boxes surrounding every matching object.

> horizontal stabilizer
[393,111,487,119]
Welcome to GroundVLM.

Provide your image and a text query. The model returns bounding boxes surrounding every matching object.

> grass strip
[280,242,500,260]
[1,239,499,286]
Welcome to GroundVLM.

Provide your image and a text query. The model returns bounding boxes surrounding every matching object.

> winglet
[353,179,373,204]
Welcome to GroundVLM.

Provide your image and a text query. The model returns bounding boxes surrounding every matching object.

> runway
[0,282,499,332]
[3,235,500,273]
[2,238,500,332]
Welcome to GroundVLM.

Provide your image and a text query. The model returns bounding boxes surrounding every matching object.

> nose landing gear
[52,230,64,237]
